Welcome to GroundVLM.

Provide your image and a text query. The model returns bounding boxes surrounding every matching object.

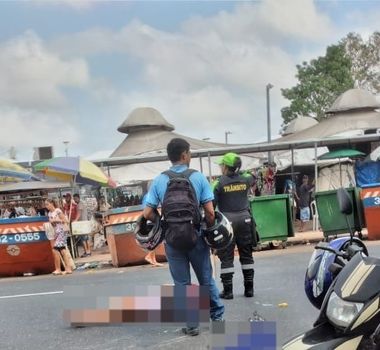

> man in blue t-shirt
[143,138,224,336]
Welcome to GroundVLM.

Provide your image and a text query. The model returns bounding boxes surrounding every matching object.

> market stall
[0,181,71,277]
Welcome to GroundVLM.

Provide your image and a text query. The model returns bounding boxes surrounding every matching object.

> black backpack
[161,169,201,252]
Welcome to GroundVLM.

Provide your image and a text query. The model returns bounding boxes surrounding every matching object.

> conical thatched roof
[279,110,380,142]
[117,107,175,134]
[111,107,225,157]
[279,89,380,142]
[327,88,380,114]
[282,116,318,136]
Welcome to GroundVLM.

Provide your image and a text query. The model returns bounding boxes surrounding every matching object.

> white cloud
[47,0,335,152]
[0,106,80,161]
[182,0,332,44]
[0,31,89,110]
[59,0,94,10]
[51,0,334,56]
[257,0,332,41]
[50,0,332,98]
[32,0,96,11]
[3,0,340,157]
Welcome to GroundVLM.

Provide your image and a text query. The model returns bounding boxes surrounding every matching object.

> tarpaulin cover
[355,161,380,187]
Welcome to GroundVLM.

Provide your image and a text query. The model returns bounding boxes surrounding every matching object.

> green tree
[281,44,354,125]
[341,32,380,94]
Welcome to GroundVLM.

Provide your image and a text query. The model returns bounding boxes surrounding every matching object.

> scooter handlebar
[315,244,347,258]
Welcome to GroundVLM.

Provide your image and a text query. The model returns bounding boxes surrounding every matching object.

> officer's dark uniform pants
[217,211,255,288]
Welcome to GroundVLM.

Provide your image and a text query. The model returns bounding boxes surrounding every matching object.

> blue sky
[0,0,379,161]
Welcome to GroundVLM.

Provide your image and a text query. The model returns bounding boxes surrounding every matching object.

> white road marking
[0,291,63,300]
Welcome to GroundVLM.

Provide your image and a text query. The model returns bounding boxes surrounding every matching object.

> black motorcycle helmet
[202,211,234,251]
[134,209,164,251]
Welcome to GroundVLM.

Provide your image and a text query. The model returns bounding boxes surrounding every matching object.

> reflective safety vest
[213,173,253,212]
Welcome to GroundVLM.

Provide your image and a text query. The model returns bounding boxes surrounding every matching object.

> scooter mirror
[337,188,353,216]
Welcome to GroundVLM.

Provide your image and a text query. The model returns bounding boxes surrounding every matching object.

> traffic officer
[212,152,256,299]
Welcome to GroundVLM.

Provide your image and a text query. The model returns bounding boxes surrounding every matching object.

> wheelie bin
[315,187,364,239]
[250,194,294,248]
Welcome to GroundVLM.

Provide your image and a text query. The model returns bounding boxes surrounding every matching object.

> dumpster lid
[108,205,144,215]
[250,194,290,202]
[315,187,355,196]
[360,183,380,189]
[0,216,49,225]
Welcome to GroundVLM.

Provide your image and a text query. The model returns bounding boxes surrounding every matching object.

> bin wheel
[270,240,280,248]
[253,244,262,252]
[281,241,287,249]
[71,323,86,328]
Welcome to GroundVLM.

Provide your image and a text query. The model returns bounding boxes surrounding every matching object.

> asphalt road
[1,241,380,350]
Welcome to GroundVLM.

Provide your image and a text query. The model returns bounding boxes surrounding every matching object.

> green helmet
[217,152,241,168]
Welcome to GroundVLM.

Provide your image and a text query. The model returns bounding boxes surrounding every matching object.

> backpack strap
[211,178,220,191]
[162,168,197,180]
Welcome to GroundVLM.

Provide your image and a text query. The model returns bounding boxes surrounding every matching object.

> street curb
[287,237,323,246]
[74,261,114,271]
[287,233,368,247]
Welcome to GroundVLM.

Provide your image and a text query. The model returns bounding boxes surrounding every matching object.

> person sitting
[91,212,106,250]
[2,205,11,218]
[98,196,111,213]
[28,206,37,217]
[37,201,48,216]
[133,195,141,206]
[8,204,17,218]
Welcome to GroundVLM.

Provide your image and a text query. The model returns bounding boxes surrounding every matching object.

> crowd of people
[0,200,48,218]
[53,193,112,259]
[1,194,112,268]
[113,193,143,207]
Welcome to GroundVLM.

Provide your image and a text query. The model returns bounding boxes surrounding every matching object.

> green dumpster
[315,187,364,239]
[250,194,294,245]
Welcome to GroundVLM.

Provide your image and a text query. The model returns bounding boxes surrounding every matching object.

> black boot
[244,282,254,297]
[219,273,233,299]
[243,269,254,298]
[219,282,233,299]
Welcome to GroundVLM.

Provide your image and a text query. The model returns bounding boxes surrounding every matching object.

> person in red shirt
[63,193,78,222]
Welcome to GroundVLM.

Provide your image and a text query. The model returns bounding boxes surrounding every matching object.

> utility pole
[63,141,70,157]
[266,83,274,163]
[225,131,232,144]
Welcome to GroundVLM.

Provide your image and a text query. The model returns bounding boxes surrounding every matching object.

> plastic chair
[310,200,319,231]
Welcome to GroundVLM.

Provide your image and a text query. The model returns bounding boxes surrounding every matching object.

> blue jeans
[300,207,310,222]
[164,235,225,322]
